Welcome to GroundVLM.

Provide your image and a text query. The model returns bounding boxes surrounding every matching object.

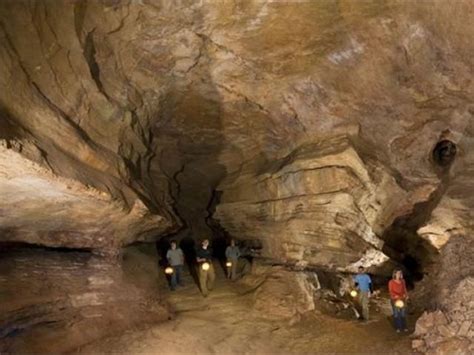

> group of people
[165,238,241,296]
[353,266,409,333]
[166,239,410,332]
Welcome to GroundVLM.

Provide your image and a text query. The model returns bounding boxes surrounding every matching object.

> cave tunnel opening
[382,195,443,288]
[432,139,457,168]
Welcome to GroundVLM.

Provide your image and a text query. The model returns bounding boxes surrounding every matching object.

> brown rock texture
[240,266,316,323]
[0,142,169,251]
[0,247,169,353]
[0,0,473,351]
[412,278,474,353]
[1,0,473,252]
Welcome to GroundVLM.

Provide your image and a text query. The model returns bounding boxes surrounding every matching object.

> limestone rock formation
[412,278,474,354]
[1,0,473,254]
[239,266,316,323]
[215,135,424,272]
[0,142,169,251]
[0,0,473,351]
[0,247,169,353]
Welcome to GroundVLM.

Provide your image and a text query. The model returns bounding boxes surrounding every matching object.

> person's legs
[207,263,216,290]
[400,307,408,330]
[175,265,183,286]
[230,260,238,280]
[199,266,208,296]
[170,267,177,290]
[392,302,403,331]
[360,291,369,320]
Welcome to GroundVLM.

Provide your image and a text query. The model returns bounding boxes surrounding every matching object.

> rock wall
[1,0,473,248]
[0,247,169,353]
[412,278,474,354]
[215,135,423,272]
[0,142,168,251]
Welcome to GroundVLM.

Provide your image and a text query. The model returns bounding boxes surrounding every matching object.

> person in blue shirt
[353,266,373,321]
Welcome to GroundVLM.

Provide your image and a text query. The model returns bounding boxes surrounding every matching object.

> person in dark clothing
[196,238,215,297]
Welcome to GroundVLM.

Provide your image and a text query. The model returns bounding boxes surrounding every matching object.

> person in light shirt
[388,269,409,333]
[166,240,184,291]
[225,239,240,280]
[353,266,373,321]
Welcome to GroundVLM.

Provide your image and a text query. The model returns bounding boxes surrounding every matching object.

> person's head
[393,269,404,280]
[358,266,364,274]
[230,239,235,247]
[170,240,177,250]
[202,239,209,249]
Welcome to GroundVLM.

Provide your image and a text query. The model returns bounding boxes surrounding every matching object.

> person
[196,238,215,297]
[166,240,184,290]
[389,269,409,333]
[353,266,373,321]
[225,239,240,280]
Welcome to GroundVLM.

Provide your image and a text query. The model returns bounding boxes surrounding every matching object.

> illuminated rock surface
[0,0,473,352]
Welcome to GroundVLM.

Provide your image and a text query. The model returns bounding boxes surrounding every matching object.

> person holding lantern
[166,240,185,291]
[196,238,215,297]
[353,266,373,321]
[388,269,409,333]
[225,239,240,280]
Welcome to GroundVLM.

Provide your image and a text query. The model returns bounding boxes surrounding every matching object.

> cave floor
[78,246,416,354]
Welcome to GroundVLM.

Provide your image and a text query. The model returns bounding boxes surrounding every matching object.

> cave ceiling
[0,0,473,269]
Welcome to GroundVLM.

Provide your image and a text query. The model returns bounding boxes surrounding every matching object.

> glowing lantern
[350,290,358,298]
[165,267,173,275]
[395,299,405,308]
[226,261,232,268]
[202,262,210,271]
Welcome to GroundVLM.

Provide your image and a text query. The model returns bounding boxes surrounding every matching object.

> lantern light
[226,261,232,268]
[350,290,358,298]
[165,267,173,275]
[395,299,405,308]
[202,262,210,271]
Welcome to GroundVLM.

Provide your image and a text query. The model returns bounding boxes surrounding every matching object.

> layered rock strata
[215,135,433,273]
[0,247,169,353]
[0,142,169,251]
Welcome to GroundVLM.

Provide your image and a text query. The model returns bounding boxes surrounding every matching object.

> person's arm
[225,247,230,259]
[166,250,171,263]
[368,276,373,295]
[403,280,409,300]
[353,275,359,289]
[236,247,241,258]
[179,249,184,264]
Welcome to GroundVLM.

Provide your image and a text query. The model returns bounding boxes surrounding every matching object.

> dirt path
[79,246,415,354]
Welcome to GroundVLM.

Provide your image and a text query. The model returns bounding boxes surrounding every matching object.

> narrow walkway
[79,246,415,354]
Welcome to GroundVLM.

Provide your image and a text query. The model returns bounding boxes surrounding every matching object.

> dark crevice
[73,0,88,45]
[83,31,111,101]
[0,241,93,254]
[30,82,95,148]
[381,182,448,286]
[432,139,457,168]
